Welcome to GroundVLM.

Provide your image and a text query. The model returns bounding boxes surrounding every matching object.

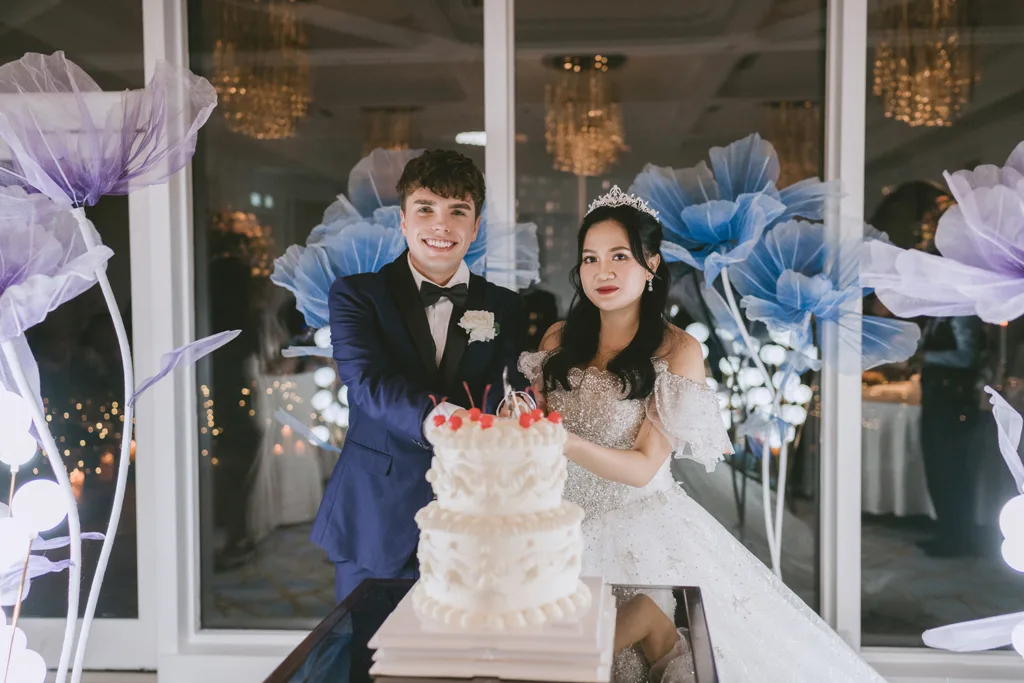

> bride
[518,189,886,683]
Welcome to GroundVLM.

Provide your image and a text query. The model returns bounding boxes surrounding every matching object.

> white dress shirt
[409,256,470,434]
[407,255,470,366]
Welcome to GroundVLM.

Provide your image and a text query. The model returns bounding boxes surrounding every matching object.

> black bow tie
[419,280,469,308]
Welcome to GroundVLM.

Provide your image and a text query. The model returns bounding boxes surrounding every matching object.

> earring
[647,278,654,292]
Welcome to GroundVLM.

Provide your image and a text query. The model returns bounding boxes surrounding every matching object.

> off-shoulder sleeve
[518,350,552,385]
[647,363,734,472]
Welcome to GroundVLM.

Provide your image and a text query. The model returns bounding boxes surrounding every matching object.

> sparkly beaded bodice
[516,351,888,683]
[545,366,678,519]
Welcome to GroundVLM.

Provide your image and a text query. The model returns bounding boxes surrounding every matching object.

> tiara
[586,185,660,220]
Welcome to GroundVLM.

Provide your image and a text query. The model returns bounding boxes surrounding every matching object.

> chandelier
[212,0,312,140]
[872,0,977,128]
[362,107,421,157]
[762,102,821,188]
[212,210,277,278]
[544,55,626,177]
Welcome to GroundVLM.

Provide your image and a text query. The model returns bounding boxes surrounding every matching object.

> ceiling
[3,0,1024,306]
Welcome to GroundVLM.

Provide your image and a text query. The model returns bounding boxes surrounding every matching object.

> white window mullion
[484,0,517,290]
[821,0,868,650]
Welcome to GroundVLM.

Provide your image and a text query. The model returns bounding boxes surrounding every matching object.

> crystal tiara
[585,185,659,220]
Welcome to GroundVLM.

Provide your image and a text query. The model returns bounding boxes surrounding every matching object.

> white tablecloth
[861,400,936,518]
[246,371,329,544]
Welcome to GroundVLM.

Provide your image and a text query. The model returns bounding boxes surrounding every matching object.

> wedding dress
[520,351,886,683]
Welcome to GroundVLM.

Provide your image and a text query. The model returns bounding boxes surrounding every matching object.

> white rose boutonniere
[458,310,499,343]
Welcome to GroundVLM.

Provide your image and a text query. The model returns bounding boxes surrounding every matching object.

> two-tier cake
[413,409,592,629]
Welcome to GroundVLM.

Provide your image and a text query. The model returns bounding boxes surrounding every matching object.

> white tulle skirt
[584,487,886,683]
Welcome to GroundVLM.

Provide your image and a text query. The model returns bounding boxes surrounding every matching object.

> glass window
[515,0,827,609]
[861,0,1024,646]
[188,0,484,629]
[1,2,142,619]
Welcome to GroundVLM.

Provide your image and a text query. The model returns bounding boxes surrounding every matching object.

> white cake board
[369,575,615,682]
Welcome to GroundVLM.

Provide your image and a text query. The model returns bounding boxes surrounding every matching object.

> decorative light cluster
[695,322,814,452]
[1,388,71,683]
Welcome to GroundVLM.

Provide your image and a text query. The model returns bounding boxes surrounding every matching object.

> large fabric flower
[0,187,111,342]
[630,134,837,286]
[272,221,406,329]
[729,220,920,370]
[274,148,540,329]
[862,142,1024,324]
[0,51,216,206]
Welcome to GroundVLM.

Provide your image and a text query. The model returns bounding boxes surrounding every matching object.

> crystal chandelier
[872,0,977,128]
[544,55,626,177]
[212,0,312,140]
[763,102,821,188]
[362,107,420,157]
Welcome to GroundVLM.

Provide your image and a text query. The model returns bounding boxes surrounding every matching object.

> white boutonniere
[458,310,499,343]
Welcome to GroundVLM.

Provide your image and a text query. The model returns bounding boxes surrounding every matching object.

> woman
[519,190,886,683]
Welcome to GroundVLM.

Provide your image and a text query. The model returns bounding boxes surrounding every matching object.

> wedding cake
[413,409,592,629]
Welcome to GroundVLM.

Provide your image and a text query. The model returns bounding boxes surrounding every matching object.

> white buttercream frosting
[415,416,589,629]
[427,419,567,515]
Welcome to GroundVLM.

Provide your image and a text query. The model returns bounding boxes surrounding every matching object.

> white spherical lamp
[313,367,336,389]
[1012,620,1024,658]
[11,479,67,534]
[0,518,31,570]
[1001,538,1024,573]
[314,327,332,349]
[10,648,46,683]
[0,389,32,434]
[685,322,710,343]
[311,425,331,444]
[311,390,334,412]
[999,495,1024,541]
[0,432,38,469]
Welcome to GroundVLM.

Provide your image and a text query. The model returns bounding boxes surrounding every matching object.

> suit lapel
[438,273,486,389]
[385,256,438,381]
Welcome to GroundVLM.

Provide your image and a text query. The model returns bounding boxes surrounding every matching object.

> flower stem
[69,209,136,683]
[720,267,784,578]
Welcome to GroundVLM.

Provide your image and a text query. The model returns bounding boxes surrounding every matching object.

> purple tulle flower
[0,51,216,206]
[0,187,112,342]
[862,141,1024,324]
[129,330,241,407]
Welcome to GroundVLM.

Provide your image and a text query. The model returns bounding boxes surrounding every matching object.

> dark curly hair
[396,149,486,218]
[542,204,670,400]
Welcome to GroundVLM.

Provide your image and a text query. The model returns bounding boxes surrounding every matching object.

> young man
[311,149,529,602]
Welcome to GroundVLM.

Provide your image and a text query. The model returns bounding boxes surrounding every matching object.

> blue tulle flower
[273,148,539,327]
[630,134,838,286]
[729,220,920,370]
[272,220,406,328]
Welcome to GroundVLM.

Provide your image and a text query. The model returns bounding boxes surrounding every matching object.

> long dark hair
[543,204,670,400]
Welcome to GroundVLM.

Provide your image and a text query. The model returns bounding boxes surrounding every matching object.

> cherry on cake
[413,410,591,629]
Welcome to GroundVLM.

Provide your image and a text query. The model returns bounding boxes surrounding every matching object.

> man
[311,149,529,602]
[918,314,984,557]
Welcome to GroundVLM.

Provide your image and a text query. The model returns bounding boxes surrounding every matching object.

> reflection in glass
[515,0,827,610]
[189,0,484,629]
[862,0,1024,646]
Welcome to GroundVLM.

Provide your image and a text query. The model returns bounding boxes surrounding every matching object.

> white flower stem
[68,208,136,683]
[0,339,81,683]
[720,267,784,578]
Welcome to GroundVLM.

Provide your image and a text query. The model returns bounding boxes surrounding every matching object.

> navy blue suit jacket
[310,255,529,574]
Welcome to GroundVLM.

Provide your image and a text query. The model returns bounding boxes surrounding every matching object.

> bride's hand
[563,432,582,459]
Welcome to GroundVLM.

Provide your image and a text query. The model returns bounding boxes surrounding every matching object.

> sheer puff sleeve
[518,350,552,385]
[648,359,734,472]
